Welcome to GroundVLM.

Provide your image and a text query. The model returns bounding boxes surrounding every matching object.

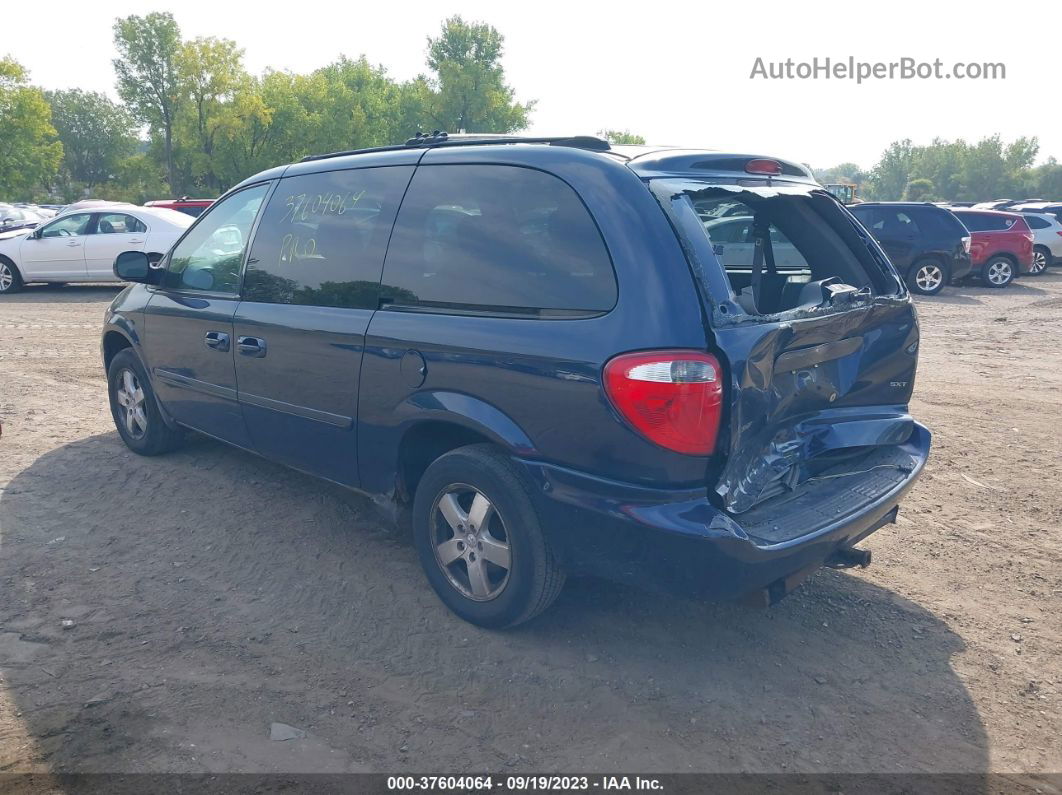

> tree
[46,89,137,190]
[113,12,183,192]
[0,57,62,199]
[864,139,914,200]
[175,36,247,191]
[903,177,935,202]
[424,16,533,133]
[598,129,645,145]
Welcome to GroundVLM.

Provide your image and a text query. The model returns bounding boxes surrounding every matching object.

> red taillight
[745,158,782,176]
[603,350,724,456]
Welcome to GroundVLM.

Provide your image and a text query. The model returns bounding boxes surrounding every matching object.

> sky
[7,0,1059,170]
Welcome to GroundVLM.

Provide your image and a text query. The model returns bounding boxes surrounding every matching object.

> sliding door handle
[237,336,267,358]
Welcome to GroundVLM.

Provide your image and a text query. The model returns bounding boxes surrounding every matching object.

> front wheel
[983,256,1015,288]
[107,348,183,455]
[908,259,948,296]
[0,259,23,294]
[1031,246,1050,275]
[412,444,565,629]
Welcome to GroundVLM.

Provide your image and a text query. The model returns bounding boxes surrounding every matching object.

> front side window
[41,213,92,238]
[242,166,413,309]
[162,184,269,293]
[97,213,147,234]
[381,165,616,314]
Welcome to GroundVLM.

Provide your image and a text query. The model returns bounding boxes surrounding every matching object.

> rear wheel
[107,348,183,455]
[908,259,948,296]
[412,444,565,629]
[1031,246,1050,275]
[0,259,23,294]
[983,256,1015,288]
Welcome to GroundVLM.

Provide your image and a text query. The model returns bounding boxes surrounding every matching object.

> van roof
[232,133,819,193]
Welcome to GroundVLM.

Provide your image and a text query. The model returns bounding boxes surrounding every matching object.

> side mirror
[114,250,158,284]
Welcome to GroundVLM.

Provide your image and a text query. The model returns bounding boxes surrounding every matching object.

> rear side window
[954,212,1015,232]
[243,166,413,309]
[913,208,966,238]
[381,165,616,314]
[1025,214,1050,230]
[96,213,147,234]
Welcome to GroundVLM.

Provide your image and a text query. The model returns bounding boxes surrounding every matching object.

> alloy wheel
[1031,250,1048,274]
[115,368,149,439]
[915,264,944,292]
[986,260,1013,286]
[431,484,512,601]
[0,262,13,292]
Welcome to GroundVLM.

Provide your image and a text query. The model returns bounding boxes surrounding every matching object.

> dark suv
[102,135,930,628]
[848,202,972,295]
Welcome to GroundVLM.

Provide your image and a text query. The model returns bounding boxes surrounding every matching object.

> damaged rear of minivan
[585,152,931,606]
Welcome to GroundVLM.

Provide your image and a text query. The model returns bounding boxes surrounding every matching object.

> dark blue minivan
[103,134,930,628]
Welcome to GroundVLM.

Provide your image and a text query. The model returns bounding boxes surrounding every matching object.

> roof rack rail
[300,131,610,163]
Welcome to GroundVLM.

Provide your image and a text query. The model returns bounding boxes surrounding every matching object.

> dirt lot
[0,274,1060,778]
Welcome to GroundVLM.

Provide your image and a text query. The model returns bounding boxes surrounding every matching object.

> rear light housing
[603,350,724,456]
[961,235,971,253]
[745,158,783,176]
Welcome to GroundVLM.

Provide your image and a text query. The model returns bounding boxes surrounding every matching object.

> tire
[107,348,183,456]
[982,256,1015,288]
[0,258,24,295]
[412,444,565,629]
[1031,246,1050,276]
[908,259,948,296]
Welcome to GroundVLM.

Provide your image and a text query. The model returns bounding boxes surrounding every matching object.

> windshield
[651,180,902,318]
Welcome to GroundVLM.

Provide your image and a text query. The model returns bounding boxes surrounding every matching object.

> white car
[0,205,193,295]
[1020,212,1062,273]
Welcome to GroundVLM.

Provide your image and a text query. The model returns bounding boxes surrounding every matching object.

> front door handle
[204,331,230,352]
[237,336,267,358]
[66,241,81,247]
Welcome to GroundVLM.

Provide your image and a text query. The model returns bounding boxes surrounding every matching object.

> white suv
[0,204,192,295]
[1020,212,1062,274]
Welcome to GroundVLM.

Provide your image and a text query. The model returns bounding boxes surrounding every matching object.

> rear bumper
[950,254,973,281]
[518,422,931,602]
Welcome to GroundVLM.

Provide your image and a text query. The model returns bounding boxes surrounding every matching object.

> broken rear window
[652,181,902,318]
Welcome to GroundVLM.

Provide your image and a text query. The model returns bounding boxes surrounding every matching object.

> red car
[144,197,215,218]
[950,209,1035,288]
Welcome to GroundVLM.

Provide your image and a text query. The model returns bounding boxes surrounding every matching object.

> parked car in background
[0,204,192,294]
[1019,212,1062,273]
[145,197,215,218]
[848,202,972,295]
[101,135,929,628]
[1011,201,1062,223]
[0,207,46,234]
[949,209,1036,287]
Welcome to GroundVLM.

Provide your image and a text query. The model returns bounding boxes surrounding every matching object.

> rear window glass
[680,187,887,314]
[243,166,413,309]
[381,165,616,314]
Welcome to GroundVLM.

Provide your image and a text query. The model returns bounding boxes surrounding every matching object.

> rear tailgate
[652,179,923,516]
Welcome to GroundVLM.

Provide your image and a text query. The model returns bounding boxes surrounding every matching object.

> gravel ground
[0,274,1060,777]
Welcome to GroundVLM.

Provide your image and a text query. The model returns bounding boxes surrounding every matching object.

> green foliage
[112,12,183,190]
[599,130,646,145]
[423,16,533,133]
[46,89,137,189]
[0,57,63,198]
[903,177,935,202]
[837,135,1049,202]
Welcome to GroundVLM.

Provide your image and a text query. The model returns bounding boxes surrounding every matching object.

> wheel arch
[392,392,538,503]
[102,328,134,371]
